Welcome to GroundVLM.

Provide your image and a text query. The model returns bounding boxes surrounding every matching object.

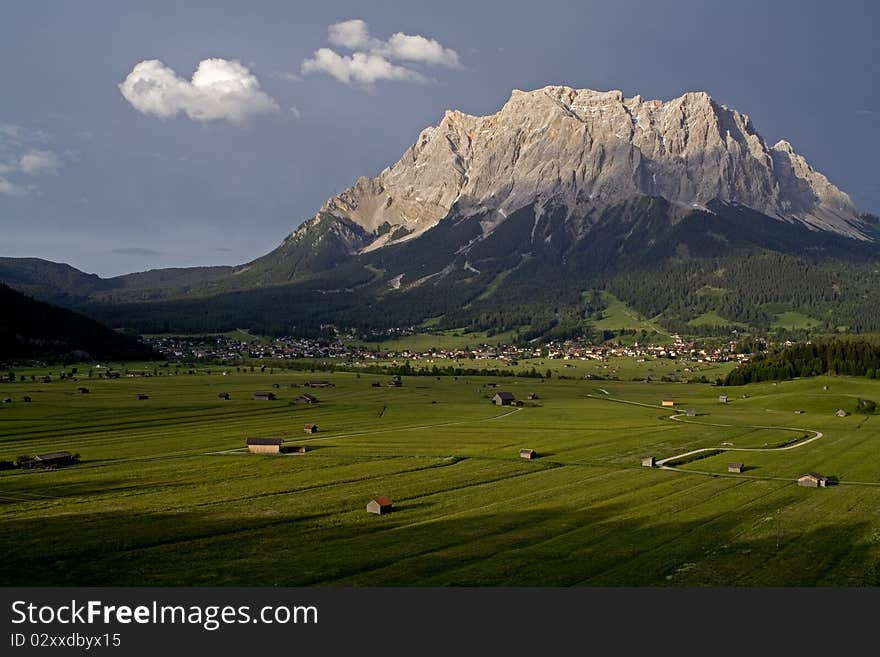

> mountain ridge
[280,84,868,270]
[2,85,878,339]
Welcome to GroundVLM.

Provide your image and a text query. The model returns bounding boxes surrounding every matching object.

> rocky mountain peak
[290,85,868,254]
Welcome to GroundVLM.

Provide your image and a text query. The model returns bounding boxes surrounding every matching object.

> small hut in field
[798,472,828,488]
[246,437,284,454]
[303,423,318,434]
[367,496,393,515]
[641,456,656,467]
[519,448,537,460]
[727,462,744,474]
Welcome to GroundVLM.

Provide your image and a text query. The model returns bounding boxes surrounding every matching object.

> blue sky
[1,0,878,276]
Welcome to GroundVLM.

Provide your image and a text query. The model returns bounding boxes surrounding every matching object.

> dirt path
[585,393,843,484]
[656,412,822,466]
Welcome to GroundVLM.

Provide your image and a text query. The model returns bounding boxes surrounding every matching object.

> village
[141,332,759,368]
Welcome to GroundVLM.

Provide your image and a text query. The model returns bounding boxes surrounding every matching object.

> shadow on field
[1,494,877,587]
[0,478,154,505]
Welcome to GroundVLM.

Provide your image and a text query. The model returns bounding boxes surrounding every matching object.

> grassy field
[1,362,879,586]
[772,311,822,330]
[688,311,747,328]
[591,292,672,340]
[348,329,522,352]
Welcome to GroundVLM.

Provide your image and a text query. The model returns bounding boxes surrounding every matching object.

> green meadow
[1,362,879,586]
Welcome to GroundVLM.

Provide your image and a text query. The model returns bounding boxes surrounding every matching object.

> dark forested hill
[0,284,157,362]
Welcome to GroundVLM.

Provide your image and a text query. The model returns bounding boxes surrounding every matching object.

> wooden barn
[304,381,334,388]
[293,394,318,404]
[519,448,537,460]
[835,409,848,417]
[727,462,744,473]
[686,409,696,417]
[798,472,828,488]
[20,451,76,469]
[366,496,393,515]
[136,394,149,400]
[23,396,31,403]
[718,395,729,404]
[661,400,675,407]
[527,393,539,400]
[641,456,656,467]
[285,445,307,454]
[254,392,277,401]
[2,397,11,404]
[246,437,284,454]
[303,423,318,434]
[77,387,89,394]
[493,392,516,406]
[217,392,230,400]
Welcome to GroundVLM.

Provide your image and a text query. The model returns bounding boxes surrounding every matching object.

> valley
[2,359,879,586]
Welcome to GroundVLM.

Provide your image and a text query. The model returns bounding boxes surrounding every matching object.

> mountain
[2,86,879,339]
[0,284,158,362]
[271,85,870,274]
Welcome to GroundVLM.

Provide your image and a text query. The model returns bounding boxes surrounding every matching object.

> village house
[253,391,276,401]
[798,472,828,488]
[246,437,284,454]
[493,392,516,406]
[366,496,393,515]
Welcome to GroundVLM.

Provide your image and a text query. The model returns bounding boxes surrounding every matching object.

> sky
[1,0,878,277]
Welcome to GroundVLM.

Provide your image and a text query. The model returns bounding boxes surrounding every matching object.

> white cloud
[119,58,279,124]
[856,108,873,116]
[302,19,460,87]
[302,48,426,85]
[382,33,460,67]
[289,107,302,119]
[0,176,28,197]
[0,122,24,142]
[328,19,372,50]
[18,149,62,175]
[0,125,64,196]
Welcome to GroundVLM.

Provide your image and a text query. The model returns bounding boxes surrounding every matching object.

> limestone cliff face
[289,85,868,255]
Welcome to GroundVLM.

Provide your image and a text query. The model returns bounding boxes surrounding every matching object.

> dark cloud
[111,247,162,256]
